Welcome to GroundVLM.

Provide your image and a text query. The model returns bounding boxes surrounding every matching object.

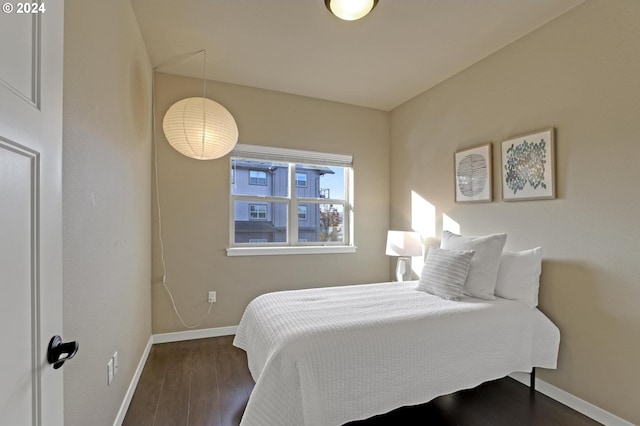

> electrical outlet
[208,291,216,303]
[107,358,114,385]
[113,351,119,376]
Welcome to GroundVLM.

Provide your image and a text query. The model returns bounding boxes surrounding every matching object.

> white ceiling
[131,0,584,111]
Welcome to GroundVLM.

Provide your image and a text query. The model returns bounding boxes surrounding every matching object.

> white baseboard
[152,325,237,344]
[509,372,634,426]
[113,336,153,426]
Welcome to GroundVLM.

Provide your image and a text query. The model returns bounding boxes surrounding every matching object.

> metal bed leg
[530,367,536,398]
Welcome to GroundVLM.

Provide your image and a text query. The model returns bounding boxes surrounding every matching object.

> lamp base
[395,256,413,282]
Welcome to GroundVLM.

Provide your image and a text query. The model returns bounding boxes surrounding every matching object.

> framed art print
[454,143,492,203]
[501,128,555,201]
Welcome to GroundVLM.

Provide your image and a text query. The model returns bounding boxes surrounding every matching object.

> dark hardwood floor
[123,336,601,426]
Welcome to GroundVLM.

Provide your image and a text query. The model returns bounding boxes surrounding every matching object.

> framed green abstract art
[501,128,556,201]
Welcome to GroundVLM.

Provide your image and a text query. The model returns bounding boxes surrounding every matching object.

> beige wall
[390,1,640,423]
[63,1,152,425]
[152,73,390,333]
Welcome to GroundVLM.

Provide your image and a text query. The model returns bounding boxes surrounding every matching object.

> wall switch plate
[113,351,119,376]
[208,291,216,303]
[107,358,114,385]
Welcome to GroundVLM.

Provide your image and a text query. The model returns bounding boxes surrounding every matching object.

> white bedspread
[233,281,560,426]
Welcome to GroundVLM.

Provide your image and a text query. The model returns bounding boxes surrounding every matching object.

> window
[249,170,267,185]
[249,204,267,220]
[295,172,308,187]
[228,144,354,255]
[298,205,307,220]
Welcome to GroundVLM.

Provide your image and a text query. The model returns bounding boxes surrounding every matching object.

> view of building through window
[230,157,350,246]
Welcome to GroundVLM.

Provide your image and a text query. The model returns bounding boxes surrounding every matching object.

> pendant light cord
[152,51,214,329]
[201,50,207,155]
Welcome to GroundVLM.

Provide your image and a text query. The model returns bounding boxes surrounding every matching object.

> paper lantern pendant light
[162,97,239,160]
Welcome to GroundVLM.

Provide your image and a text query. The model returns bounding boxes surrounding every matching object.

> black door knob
[47,335,79,369]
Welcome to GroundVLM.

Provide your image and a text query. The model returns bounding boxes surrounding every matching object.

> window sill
[226,245,357,257]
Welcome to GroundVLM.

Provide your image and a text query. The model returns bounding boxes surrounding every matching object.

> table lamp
[385,231,423,281]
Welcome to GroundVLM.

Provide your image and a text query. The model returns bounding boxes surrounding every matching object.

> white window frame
[227,144,356,256]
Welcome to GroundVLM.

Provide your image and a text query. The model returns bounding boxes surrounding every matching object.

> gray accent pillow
[441,231,507,300]
[417,247,475,301]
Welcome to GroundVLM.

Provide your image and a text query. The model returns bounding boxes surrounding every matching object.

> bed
[233,279,560,426]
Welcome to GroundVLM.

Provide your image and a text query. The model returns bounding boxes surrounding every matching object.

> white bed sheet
[233,281,560,426]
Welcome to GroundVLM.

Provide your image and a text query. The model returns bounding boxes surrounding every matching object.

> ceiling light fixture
[325,0,378,21]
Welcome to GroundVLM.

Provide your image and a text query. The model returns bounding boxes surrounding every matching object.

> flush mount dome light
[325,0,378,21]
[162,97,239,160]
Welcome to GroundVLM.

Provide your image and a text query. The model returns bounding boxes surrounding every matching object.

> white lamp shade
[162,97,239,160]
[325,0,378,21]
[385,231,423,257]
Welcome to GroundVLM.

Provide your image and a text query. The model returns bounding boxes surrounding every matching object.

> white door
[0,2,65,425]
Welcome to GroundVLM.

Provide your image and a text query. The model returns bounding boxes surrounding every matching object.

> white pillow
[494,247,542,308]
[440,231,507,300]
[417,247,475,301]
